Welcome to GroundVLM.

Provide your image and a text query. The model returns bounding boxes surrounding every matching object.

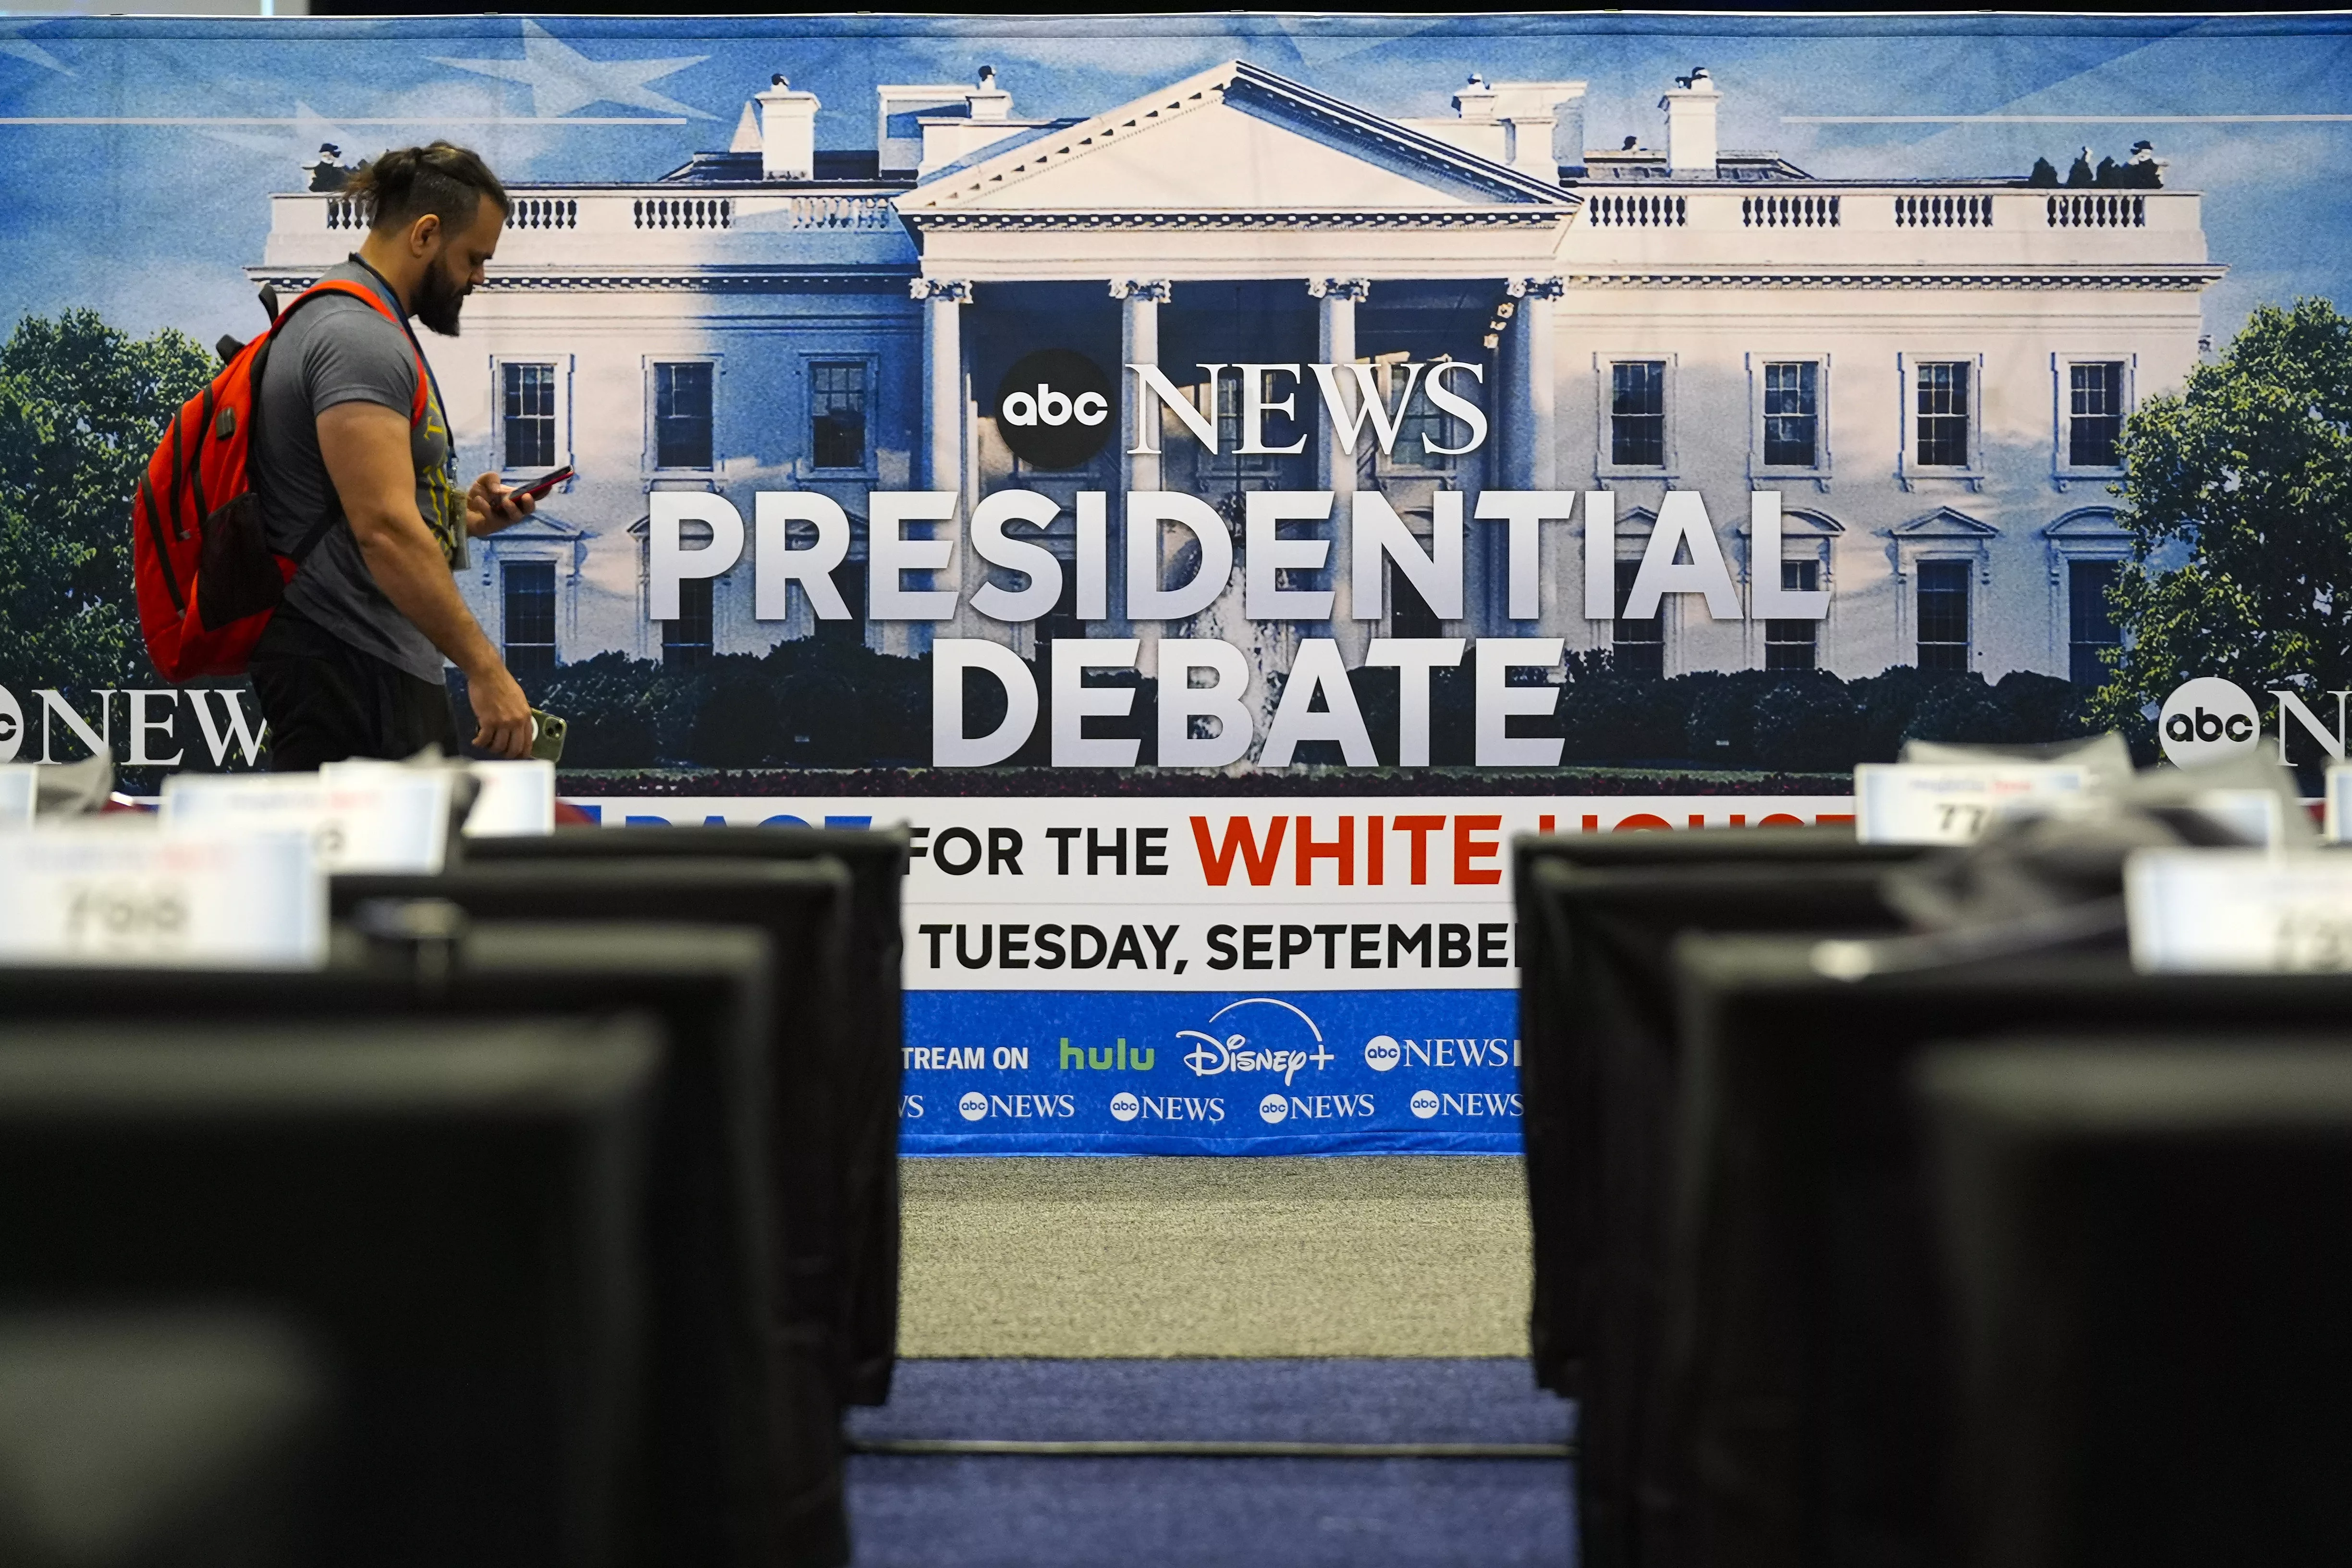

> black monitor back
[1513,823,1920,902]
[465,825,906,1405]
[0,1019,658,1568]
[0,926,816,1568]
[333,862,858,1416]
[1520,858,1909,1568]
[1921,1037,2352,1568]
[1665,945,2352,1568]
[0,1308,327,1568]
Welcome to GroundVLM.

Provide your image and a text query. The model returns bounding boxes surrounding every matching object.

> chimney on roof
[1485,78,1585,181]
[969,63,1012,122]
[1658,64,1719,177]
[755,73,820,182]
[1452,73,1497,124]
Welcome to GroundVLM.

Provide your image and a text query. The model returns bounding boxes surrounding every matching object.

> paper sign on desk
[0,825,323,968]
[2324,766,2352,843]
[321,758,554,838]
[0,766,32,830]
[2127,849,2352,973]
[1853,763,2092,845]
[160,773,452,874]
[460,760,555,836]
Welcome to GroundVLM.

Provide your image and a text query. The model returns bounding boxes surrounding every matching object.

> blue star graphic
[430,20,710,121]
[0,21,71,77]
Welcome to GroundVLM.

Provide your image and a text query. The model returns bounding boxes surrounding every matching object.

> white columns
[1112,280,1172,650]
[1503,276,1562,491]
[1311,277,1371,657]
[910,277,972,655]
[912,277,972,494]
[1113,279,1171,495]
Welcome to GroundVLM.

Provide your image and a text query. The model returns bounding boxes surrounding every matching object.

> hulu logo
[1059,1038,1157,1071]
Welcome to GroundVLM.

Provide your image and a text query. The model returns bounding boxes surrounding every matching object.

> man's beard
[414,259,469,337]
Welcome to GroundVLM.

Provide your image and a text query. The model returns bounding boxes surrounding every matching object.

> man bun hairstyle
[343,141,510,234]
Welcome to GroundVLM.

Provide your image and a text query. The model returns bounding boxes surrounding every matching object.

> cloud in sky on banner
[430,20,713,122]
[1,13,2351,342]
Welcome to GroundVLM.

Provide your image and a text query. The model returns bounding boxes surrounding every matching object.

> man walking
[248,140,538,767]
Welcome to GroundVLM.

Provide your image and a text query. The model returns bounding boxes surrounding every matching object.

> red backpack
[133,280,427,682]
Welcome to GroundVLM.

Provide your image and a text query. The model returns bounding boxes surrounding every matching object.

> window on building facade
[664,575,714,667]
[1033,566,1080,650]
[2069,558,2122,686]
[1916,559,1971,671]
[654,361,715,470]
[1388,561,1445,639]
[1612,557,1665,679]
[1390,365,1461,473]
[1211,368,1293,473]
[818,560,870,644]
[1610,361,1666,468]
[810,360,868,470]
[1764,559,1819,671]
[502,560,556,680]
[1915,361,1972,467]
[502,363,557,471]
[2068,361,2126,468]
[1762,361,1819,467]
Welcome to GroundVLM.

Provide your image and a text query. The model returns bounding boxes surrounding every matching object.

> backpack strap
[255,276,435,564]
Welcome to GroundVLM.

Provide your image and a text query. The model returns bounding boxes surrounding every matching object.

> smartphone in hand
[514,465,575,502]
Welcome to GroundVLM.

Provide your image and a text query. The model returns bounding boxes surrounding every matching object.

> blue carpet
[844,1359,1576,1568]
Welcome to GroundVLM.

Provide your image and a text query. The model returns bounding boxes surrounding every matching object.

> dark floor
[843,1358,1576,1568]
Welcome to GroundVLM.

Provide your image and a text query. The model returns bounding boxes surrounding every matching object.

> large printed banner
[574,796,1851,1151]
[6,14,2352,1151]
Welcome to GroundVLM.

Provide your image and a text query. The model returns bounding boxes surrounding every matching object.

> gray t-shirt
[253,260,466,683]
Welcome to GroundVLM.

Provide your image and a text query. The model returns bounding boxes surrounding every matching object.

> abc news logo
[993,349,1114,471]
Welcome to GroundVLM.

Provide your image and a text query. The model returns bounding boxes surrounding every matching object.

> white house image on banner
[251,60,2221,689]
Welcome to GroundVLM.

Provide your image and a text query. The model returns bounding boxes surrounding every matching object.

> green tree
[0,310,215,690]
[2095,298,2352,731]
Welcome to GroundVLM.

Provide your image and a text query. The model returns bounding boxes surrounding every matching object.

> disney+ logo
[1177,997,1335,1088]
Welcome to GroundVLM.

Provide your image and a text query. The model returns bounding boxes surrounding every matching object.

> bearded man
[248,140,539,767]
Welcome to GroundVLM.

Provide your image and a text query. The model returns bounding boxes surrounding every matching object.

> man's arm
[315,399,534,759]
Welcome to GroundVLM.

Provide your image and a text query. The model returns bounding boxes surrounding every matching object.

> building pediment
[895,60,1574,231]
[2043,506,2128,538]
[1892,505,1998,539]
[1735,506,1844,537]
[491,512,588,544]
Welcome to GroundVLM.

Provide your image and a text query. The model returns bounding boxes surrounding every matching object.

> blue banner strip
[900,988,1523,1156]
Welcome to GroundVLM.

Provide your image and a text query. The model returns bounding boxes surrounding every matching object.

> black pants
[248,608,459,772]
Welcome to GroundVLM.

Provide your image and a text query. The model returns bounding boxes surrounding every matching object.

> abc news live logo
[2160,677,2352,768]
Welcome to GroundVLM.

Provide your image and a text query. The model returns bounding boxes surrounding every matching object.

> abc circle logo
[0,684,20,762]
[993,349,1114,471]
[957,1091,989,1123]
[1109,1091,1140,1123]
[1409,1090,1441,1121]
[1258,1092,1289,1125]
[1363,1035,1401,1073]
[2159,677,2260,767]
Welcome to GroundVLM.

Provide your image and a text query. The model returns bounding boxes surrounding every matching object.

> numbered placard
[0,826,324,968]
[2126,849,2352,973]
[1853,762,2093,845]
[160,773,452,874]
[322,759,554,838]
[2189,788,2287,847]
[2326,766,2352,843]
[0,765,32,830]
[462,760,556,837]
